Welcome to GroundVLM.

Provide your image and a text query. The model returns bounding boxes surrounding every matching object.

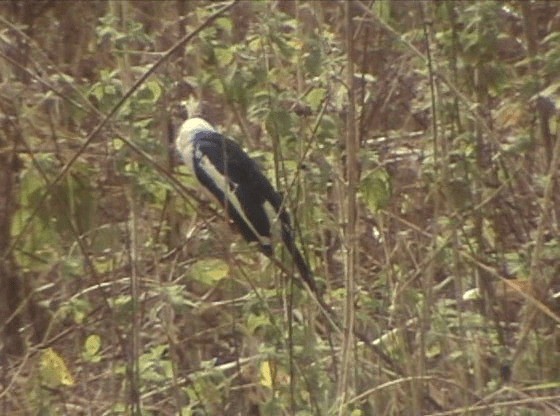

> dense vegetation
[1,1,559,414]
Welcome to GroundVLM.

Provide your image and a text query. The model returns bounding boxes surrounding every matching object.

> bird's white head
[176,117,216,169]
[178,117,216,142]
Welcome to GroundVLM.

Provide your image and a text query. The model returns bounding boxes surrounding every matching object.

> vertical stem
[338,1,358,411]
[289,2,302,413]
[520,2,559,222]
[520,2,552,165]
[110,1,140,412]
[0,122,24,357]
[126,188,141,415]
[419,2,437,412]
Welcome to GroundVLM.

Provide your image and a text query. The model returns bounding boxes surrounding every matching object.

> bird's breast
[176,138,196,173]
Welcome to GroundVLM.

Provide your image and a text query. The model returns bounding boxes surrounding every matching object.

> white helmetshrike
[175,117,317,294]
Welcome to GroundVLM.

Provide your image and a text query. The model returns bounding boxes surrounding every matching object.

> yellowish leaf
[259,360,289,389]
[83,334,102,363]
[40,348,74,387]
[260,360,274,388]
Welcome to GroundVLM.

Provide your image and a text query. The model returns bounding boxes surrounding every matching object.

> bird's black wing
[191,131,281,252]
[192,131,319,295]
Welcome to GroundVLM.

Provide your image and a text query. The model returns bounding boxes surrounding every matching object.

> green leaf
[190,258,229,285]
[215,17,233,33]
[305,87,326,111]
[215,47,234,65]
[146,80,162,101]
[247,313,272,334]
[360,169,392,213]
[83,334,102,363]
[159,284,198,308]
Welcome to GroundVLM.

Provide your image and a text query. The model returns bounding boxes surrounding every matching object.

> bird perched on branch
[175,117,318,295]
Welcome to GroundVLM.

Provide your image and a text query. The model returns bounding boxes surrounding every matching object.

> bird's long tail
[281,227,319,296]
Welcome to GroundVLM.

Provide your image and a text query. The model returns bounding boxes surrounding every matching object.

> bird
[175,116,318,295]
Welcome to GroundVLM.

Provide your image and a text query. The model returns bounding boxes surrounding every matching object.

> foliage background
[1,1,559,415]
